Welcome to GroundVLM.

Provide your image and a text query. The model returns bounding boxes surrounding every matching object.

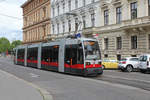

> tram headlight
[86,62,91,65]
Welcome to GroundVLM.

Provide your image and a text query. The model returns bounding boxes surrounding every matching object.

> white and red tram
[14,38,103,76]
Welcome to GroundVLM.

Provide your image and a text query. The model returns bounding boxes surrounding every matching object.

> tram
[13,37,103,76]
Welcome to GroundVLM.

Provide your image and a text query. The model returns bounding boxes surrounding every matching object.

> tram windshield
[84,41,100,60]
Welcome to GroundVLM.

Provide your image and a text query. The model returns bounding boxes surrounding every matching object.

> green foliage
[10,40,22,50]
[0,37,10,53]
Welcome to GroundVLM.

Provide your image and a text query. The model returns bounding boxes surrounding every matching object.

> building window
[116,7,122,24]
[43,7,46,18]
[104,54,108,58]
[104,10,109,25]
[148,34,150,49]
[63,22,65,33]
[131,36,137,49]
[75,18,78,32]
[57,4,60,16]
[91,0,95,3]
[117,55,121,61]
[83,0,86,6]
[52,25,55,34]
[148,0,150,16]
[104,38,108,50]
[63,2,65,13]
[57,23,59,34]
[75,0,78,9]
[68,20,71,32]
[82,16,86,28]
[91,13,95,27]
[131,55,137,57]
[68,0,71,11]
[43,25,46,39]
[116,37,122,50]
[131,2,137,19]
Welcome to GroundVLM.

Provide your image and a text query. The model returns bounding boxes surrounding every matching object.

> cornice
[21,0,33,8]
[23,18,50,30]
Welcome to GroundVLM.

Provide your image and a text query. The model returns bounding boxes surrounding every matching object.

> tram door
[17,49,25,65]
[65,44,82,74]
[27,48,38,68]
[64,45,72,73]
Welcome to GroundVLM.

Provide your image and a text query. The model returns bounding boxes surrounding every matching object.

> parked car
[118,57,139,72]
[102,58,118,69]
[138,54,150,73]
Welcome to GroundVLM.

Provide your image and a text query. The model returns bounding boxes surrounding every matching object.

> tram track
[92,75,150,91]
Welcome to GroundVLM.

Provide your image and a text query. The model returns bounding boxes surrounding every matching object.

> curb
[0,69,53,100]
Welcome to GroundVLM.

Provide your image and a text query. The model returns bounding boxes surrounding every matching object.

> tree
[0,37,10,53]
[10,40,22,50]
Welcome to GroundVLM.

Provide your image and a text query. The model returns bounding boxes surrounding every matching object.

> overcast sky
[0,0,26,42]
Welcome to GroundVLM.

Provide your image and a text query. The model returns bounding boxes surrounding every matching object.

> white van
[138,54,150,73]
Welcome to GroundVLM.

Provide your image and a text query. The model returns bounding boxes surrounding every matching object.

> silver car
[138,54,150,73]
[118,57,139,72]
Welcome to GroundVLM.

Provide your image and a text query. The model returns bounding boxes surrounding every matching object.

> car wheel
[102,65,105,69]
[126,65,133,72]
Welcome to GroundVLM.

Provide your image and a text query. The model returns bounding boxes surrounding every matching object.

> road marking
[29,73,40,78]
[104,75,150,84]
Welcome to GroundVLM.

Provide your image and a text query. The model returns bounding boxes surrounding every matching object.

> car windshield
[139,56,147,62]
[130,58,139,61]
[84,41,100,60]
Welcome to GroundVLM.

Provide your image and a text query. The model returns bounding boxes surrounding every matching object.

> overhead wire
[0,0,22,20]
[0,13,22,20]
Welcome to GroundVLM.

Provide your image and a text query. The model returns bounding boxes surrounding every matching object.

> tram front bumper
[84,67,103,75]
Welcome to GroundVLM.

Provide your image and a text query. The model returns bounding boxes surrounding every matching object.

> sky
[0,0,26,42]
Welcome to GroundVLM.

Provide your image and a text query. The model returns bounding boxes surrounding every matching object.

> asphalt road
[0,57,150,100]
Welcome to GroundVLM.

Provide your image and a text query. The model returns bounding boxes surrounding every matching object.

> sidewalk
[0,69,43,100]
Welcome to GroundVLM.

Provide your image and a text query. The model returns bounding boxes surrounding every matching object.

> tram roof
[15,37,97,49]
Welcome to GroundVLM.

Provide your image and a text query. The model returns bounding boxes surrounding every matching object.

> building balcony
[82,27,99,36]
[98,16,150,33]
[45,32,76,40]
[121,16,150,30]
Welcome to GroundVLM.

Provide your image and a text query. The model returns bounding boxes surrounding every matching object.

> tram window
[27,48,38,60]
[41,45,59,63]
[65,44,84,65]
[77,48,84,64]
[65,46,71,65]
[18,49,25,59]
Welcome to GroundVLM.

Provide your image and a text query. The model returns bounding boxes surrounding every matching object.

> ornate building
[49,0,100,39]
[21,0,150,60]
[95,0,150,60]
[21,0,50,44]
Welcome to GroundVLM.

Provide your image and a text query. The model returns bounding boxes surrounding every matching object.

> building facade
[49,0,101,39]
[94,0,150,60]
[22,0,150,60]
[21,0,51,44]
